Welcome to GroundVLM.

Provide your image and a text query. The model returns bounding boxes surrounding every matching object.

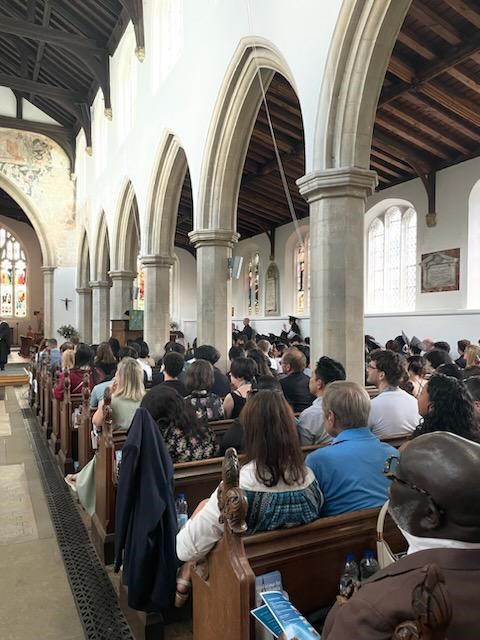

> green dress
[76,397,141,515]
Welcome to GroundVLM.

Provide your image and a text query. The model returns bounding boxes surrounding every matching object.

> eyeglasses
[383,456,444,513]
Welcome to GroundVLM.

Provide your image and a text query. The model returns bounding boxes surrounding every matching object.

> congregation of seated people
[36,323,480,638]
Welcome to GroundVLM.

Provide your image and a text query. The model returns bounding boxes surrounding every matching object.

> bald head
[389,432,480,542]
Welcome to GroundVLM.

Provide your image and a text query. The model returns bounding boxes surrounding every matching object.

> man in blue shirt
[306,381,397,517]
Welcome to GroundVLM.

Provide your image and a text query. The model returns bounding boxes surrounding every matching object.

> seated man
[297,356,345,445]
[323,432,480,639]
[367,349,420,437]
[161,351,187,396]
[279,347,315,413]
[306,381,397,516]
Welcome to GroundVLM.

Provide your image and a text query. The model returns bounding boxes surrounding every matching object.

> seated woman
[175,390,323,604]
[94,341,117,379]
[137,340,154,382]
[405,355,427,398]
[64,357,145,514]
[222,357,257,419]
[61,348,75,372]
[141,385,217,462]
[184,359,224,421]
[53,343,105,400]
[463,345,480,379]
[412,372,480,442]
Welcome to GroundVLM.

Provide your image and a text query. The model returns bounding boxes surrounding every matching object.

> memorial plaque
[421,249,460,293]
[265,262,280,316]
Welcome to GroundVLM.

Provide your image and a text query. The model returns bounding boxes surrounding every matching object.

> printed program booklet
[251,590,321,639]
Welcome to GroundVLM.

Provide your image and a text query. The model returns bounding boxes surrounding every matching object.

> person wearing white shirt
[367,349,420,438]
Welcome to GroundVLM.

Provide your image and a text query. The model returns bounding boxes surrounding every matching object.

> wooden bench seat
[191,449,407,640]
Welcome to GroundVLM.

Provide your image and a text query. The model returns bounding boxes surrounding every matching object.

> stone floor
[0,387,84,640]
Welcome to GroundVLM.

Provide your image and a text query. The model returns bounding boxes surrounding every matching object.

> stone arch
[196,36,298,233]
[0,173,55,266]
[92,212,110,281]
[314,0,411,171]
[144,132,188,257]
[77,227,91,288]
[112,179,140,273]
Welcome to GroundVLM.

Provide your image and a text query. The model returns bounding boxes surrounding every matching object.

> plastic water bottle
[339,553,359,596]
[359,549,380,581]
[175,494,188,531]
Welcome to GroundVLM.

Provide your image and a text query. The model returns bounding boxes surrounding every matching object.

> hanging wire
[245,0,305,249]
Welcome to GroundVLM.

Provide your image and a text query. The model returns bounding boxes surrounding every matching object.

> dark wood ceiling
[0,189,32,226]
[0,0,142,161]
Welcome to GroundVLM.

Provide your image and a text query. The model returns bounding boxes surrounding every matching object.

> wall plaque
[421,248,460,293]
[265,262,280,316]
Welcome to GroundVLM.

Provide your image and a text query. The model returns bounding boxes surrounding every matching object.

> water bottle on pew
[176,493,188,531]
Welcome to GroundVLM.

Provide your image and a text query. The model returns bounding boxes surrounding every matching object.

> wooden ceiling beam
[380,103,470,154]
[0,14,107,55]
[373,131,432,173]
[387,55,414,82]
[447,66,480,94]
[375,117,450,159]
[409,2,461,45]
[0,73,85,102]
[369,159,403,179]
[242,143,303,185]
[119,0,145,60]
[420,81,480,127]
[396,29,436,60]
[370,147,413,172]
[442,0,480,29]
[32,1,52,87]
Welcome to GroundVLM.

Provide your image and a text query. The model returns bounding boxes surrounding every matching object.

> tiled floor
[0,388,84,640]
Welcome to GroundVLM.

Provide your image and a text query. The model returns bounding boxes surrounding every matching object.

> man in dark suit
[323,432,480,639]
[279,347,315,412]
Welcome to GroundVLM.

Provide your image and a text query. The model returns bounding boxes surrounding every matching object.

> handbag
[376,500,397,569]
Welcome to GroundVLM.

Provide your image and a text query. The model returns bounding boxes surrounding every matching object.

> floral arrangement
[57,324,80,340]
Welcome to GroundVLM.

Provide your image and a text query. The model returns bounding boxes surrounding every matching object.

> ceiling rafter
[443,0,480,29]
[409,2,462,45]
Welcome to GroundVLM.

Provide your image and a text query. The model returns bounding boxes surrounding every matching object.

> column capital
[76,287,91,295]
[41,265,56,275]
[89,280,111,289]
[139,254,174,268]
[297,167,377,203]
[108,270,135,280]
[188,228,239,248]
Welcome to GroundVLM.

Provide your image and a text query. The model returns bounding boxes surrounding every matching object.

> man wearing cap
[323,432,480,639]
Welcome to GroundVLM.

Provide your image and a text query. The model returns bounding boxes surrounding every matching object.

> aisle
[0,387,84,640]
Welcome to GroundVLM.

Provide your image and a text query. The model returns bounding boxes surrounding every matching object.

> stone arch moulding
[92,211,110,281]
[195,36,299,235]
[144,132,188,257]
[313,0,411,172]
[0,172,55,267]
[112,179,140,273]
[77,227,91,289]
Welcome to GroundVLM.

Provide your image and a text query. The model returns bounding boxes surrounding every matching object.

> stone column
[141,255,174,358]
[297,167,377,383]
[89,280,111,343]
[76,287,92,344]
[41,266,56,338]
[189,229,239,370]
[109,270,135,319]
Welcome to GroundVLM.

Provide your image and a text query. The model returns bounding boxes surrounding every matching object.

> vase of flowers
[57,324,80,341]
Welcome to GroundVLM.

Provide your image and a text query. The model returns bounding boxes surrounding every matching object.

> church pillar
[189,229,239,370]
[89,280,111,343]
[109,270,135,319]
[41,266,55,339]
[297,167,377,383]
[76,287,92,343]
[141,255,174,358]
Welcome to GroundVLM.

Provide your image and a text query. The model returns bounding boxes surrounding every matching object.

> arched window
[366,206,417,312]
[0,228,27,317]
[247,251,260,315]
[133,257,144,310]
[295,235,310,314]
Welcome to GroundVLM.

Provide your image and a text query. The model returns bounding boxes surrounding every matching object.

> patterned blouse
[184,390,224,422]
[159,423,218,463]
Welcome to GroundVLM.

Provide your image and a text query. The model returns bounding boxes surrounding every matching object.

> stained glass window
[248,252,260,315]
[295,236,310,314]
[0,228,26,317]
[366,206,417,312]
[134,257,144,311]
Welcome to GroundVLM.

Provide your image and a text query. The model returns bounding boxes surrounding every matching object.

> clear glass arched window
[295,235,310,314]
[366,206,417,312]
[0,228,27,317]
[248,252,260,315]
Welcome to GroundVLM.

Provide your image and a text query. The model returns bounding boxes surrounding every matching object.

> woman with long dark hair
[174,390,323,605]
[53,342,105,400]
[141,385,217,462]
[413,372,480,442]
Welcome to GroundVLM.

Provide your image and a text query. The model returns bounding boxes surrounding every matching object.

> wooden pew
[78,383,95,470]
[42,366,53,438]
[49,370,62,455]
[38,356,47,424]
[191,449,407,640]
[57,371,88,475]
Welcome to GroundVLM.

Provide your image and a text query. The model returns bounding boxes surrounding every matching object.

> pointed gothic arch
[92,212,110,281]
[77,227,91,289]
[112,179,140,273]
[144,132,189,257]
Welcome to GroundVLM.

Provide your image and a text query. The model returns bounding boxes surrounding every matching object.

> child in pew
[64,357,145,514]
[140,384,217,462]
[175,390,324,606]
